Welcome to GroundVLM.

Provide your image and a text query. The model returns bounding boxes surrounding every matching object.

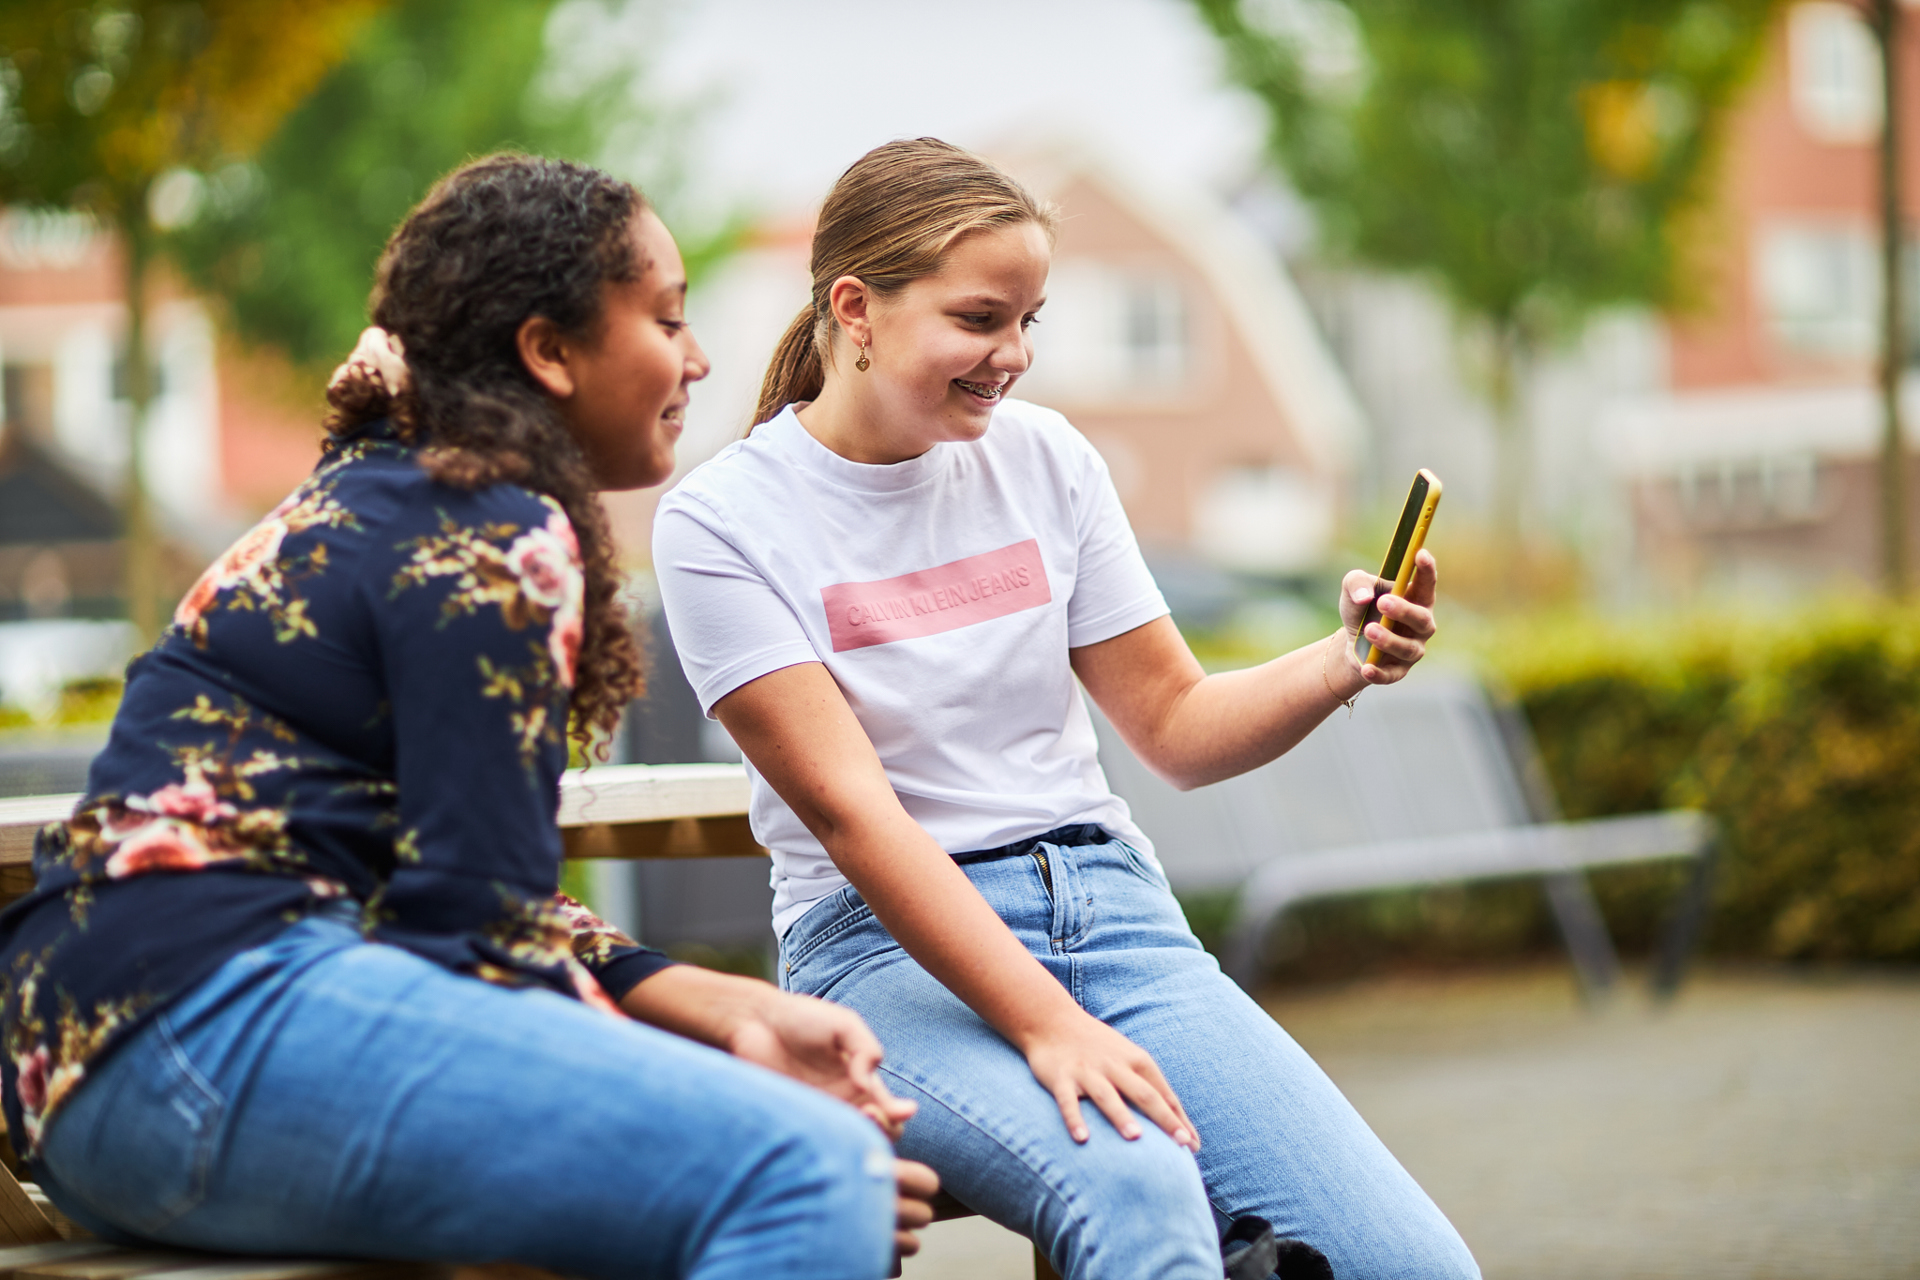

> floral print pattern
[0,419,668,1158]
[174,449,367,646]
[390,497,585,688]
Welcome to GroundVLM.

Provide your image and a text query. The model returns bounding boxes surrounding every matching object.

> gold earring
[855,342,870,372]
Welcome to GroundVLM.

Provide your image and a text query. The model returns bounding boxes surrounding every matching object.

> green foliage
[0,0,377,219]
[0,678,124,732]
[1497,607,1920,963]
[1235,607,1920,983]
[164,0,603,369]
[1191,0,1778,336]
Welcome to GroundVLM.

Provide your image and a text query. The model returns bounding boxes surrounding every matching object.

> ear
[517,315,576,400]
[826,275,873,349]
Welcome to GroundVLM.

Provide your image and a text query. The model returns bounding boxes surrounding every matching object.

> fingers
[1338,569,1381,632]
[859,1088,918,1142]
[1407,548,1439,605]
[1084,1075,1143,1142]
[1050,1068,1198,1150]
[1113,1076,1197,1150]
[896,1158,940,1199]
[894,1159,938,1259]
[1048,1080,1093,1144]
[853,1056,917,1140]
[1123,1059,1199,1151]
[1355,552,1438,683]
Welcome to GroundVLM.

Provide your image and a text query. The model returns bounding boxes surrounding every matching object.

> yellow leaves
[0,1,388,204]
[272,595,317,643]
[1579,80,1660,180]
[173,692,229,726]
[477,653,525,705]
[477,643,562,774]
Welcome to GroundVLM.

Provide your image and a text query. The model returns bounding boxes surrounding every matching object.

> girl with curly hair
[0,153,932,1280]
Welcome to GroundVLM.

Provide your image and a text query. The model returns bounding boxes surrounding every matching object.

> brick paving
[902,965,1920,1279]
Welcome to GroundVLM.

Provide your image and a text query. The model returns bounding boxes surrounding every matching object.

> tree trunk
[1878,0,1908,599]
[119,203,162,640]
[1488,320,1528,588]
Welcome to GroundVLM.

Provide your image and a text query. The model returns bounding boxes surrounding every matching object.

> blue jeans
[779,835,1480,1280]
[35,908,896,1280]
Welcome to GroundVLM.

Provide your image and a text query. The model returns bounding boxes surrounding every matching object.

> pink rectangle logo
[822,539,1052,653]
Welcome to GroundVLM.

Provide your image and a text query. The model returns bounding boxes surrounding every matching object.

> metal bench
[1091,667,1718,999]
[0,765,1056,1280]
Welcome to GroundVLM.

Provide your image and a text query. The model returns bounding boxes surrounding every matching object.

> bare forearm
[821,807,1085,1050]
[619,963,778,1048]
[1145,631,1364,788]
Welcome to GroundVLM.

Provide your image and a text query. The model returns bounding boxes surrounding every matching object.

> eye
[1021,314,1040,329]
[658,319,688,334]
[959,313,992,327]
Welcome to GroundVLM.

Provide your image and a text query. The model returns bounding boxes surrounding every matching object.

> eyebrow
[953,293,1044,309]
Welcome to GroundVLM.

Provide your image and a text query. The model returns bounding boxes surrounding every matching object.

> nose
[992,322,1032,376]
[684,327,712,383]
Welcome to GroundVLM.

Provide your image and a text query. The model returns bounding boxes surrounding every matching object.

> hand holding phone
[1355,470,1442,667]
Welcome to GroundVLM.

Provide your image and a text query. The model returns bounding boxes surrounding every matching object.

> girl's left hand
[1336,548,1438,686]
[728,987,920,1139]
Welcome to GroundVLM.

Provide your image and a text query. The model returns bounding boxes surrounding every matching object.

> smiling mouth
[954,378,1006,402]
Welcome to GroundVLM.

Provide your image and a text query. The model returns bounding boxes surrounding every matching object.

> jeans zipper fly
[1032,849,1053,898]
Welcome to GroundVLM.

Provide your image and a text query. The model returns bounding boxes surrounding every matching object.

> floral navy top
[0,418,671,1159]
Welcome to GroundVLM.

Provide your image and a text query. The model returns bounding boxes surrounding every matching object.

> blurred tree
[165,0,730,374]
[1192,0,1778,572]
[168,0,603,371]
[1864,0,1906,598]
[0,0,382,638]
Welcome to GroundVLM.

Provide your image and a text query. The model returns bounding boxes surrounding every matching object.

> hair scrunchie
[329,326,410,397]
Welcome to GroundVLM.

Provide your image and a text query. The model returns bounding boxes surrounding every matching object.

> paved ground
[900,964,1920,1280]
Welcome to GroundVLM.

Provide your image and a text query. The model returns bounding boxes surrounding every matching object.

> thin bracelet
[1323,632,1361,718]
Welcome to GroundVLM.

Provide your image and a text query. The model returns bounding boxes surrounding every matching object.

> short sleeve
[1063,438,1169,648]
[654,495,822,716]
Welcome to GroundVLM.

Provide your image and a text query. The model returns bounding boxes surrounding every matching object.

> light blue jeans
[779,834,1481,1280]
[35,907,896,1280]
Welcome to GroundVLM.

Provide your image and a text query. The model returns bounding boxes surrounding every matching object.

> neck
[794,376,931,466]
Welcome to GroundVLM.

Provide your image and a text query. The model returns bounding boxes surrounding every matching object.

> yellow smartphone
[1356,469,1442,666]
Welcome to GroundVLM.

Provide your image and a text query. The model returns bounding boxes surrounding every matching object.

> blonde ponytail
[750,138,1055,430]
[754,305,825,428]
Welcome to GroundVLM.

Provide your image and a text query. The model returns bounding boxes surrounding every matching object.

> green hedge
[1205,605,1920,982]
[1493,606,1920,963]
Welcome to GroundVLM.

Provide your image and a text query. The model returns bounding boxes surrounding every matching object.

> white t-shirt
[653,400,1170,934]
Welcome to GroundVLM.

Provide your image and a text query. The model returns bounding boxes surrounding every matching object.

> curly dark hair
[325,152,646,751]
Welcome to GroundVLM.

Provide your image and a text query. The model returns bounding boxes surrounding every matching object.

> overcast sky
[566,0,1270,221]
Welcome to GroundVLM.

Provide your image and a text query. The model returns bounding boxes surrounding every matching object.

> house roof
[0,440,122,545]
[1005,144,1367,477]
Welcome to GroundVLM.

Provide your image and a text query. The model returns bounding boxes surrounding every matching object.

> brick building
[1602,1,1920,597]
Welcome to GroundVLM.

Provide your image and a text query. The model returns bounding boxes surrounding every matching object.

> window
[0,209,99,270]
[1021,260,1192,401]
[1757,222,1876,356]
[1121,277,1187,388]
[1677,453,1822,527]
[1192,465,1333,575]
[1789,2,1881,144]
